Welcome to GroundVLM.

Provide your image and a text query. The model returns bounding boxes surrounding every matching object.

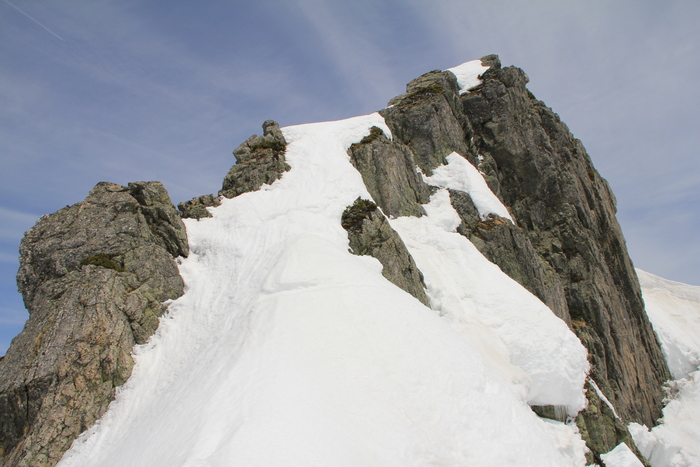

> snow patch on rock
[446,59,490,94]
[424,151,512,221]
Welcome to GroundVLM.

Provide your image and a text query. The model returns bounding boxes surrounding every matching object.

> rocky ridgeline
[374,55,669,464]
[0,58,672,466]
[327,55,668,464]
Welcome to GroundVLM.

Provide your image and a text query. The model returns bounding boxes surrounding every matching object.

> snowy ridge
[389,190,587,410]
[628,270,700,467]
[637,269,700,380]
[59,113,589,466]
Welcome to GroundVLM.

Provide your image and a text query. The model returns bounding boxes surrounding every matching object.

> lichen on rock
[341,198,429,306]
[219,120,291,199]
[347,127,431,219]
[178,194,222,220]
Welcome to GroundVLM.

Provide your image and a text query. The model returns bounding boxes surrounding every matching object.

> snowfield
[57,112,591,466]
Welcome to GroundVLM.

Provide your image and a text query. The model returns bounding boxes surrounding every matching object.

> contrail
[4,0,64,41]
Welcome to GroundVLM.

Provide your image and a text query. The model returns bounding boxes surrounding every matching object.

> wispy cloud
[1,0,698,289]
[0,2,316,204]
[4,0,64,41]
[291,1,407,109]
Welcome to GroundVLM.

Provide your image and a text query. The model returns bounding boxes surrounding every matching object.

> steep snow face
[637,269,700,380]
[446,59,490,93]
[390,157,588,413]
[59,113,588,466]
[629,270,700,467]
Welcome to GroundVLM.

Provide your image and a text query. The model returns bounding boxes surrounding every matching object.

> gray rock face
[219,120,290,199]
[381,71,471,175]
[348,127,431,218]
[374,55,671,459]
[0,181,187,467]
[460,62,670,429]
[178,194,222,219]
[449,189,571,323]
[341,198,429,306]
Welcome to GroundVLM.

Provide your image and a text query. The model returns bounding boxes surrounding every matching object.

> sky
[1,0,698,354]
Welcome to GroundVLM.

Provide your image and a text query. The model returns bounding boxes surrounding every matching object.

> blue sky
[1,0,699,353]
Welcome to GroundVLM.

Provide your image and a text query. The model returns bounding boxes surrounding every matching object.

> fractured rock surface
[0,182,187,467]
[347,126,431,218]
[341,198,429,306]
[462,60,670,430]
[375,54,670,458]
[219,120,290,199]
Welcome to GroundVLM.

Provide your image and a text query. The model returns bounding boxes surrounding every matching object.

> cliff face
[461,60,671,426]
[375,55,670,461]
[0,182,187,466]
[374,56,670,460]
[0,57,672,466]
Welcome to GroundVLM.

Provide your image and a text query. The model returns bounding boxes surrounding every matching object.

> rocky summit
[0,56,675,466]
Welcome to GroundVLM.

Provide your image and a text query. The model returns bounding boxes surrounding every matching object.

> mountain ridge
[0,55,675,466]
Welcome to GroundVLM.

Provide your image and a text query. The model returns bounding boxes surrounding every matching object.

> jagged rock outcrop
[347,127,431,218]
[463,58,670,426]
[179,120,290,219]
[0,182,187,467]
[178,194,221,220]
[383,71,471,176]
[219,120,290,199]
[375,54,671,460]
[0,56,673,465]
[341,198,429,306]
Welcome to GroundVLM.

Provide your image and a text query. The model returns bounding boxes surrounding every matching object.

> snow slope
[58,113,589,466]
[637,269,700,380]
[390,155,587,412]
[601,443,645,467]
[628,270,700,467]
